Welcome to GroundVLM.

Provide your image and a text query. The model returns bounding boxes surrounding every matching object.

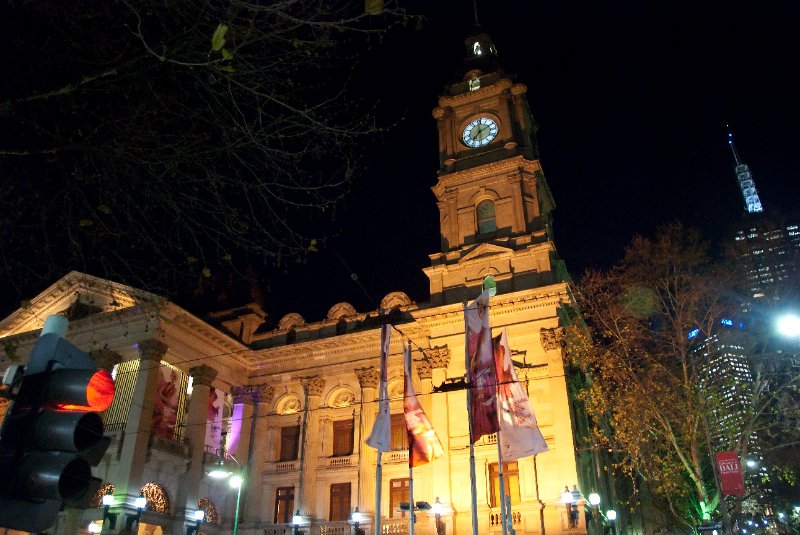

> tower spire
[727,128,763,214]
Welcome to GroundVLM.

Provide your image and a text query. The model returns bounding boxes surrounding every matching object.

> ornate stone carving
[329,388,356,408]
[254,384,275,405]
[278,312,306,330]
[326,302,356,321]
[355,367,380,390]
[138,339,168,362]
[388,380,404,399]
[427,346,451,369]
[188,365,218,387]
[415,358,432,380]
[89,347,121,372]
[231,383,275,405]
[380,291,413,311]
[277,395,302,415]
[300,376,325,397]
[540,327,565,351]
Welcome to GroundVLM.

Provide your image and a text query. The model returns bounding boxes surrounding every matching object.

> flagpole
[407,343,416,535]
[496,427,509,535]
[374,451,383,535]
[464,301,480,535]
[372,324,389,535]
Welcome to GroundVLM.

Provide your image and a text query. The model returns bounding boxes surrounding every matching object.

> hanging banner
[403,342,444,467]
[494,328,548,460]
[716,451,746,495]
[152,364,182,439]
[465,290,499,442]
[205,386,225,452]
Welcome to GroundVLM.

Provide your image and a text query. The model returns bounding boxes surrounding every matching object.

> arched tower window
[477,200,497,235]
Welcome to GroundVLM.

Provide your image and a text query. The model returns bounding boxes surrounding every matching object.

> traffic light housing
[0,320,115,532]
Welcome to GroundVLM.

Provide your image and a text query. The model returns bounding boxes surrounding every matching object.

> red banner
[403,343,443,467]
[465,290,499,442]
[716,451,745,495]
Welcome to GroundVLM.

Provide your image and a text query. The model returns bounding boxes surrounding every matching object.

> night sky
[260,1,800,324]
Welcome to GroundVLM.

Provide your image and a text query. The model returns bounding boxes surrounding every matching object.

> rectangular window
[274,486,295,524]
[332,419,354,457]
[489,462,520,508]
[390,413,408,451]
[329,482,352,521]
[280,425,300,461]
[389,478,410,518]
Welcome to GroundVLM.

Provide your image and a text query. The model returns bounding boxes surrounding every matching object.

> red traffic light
[48,369,115,412]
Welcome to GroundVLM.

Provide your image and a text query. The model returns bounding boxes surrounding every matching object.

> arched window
[477,200,497,235]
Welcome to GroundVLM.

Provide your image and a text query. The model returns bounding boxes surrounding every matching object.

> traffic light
[0,316,115,532]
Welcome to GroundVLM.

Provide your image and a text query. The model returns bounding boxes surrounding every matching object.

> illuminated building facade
[0,31,596,535]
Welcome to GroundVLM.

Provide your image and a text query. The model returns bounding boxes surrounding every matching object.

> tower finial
[726,127,763,214]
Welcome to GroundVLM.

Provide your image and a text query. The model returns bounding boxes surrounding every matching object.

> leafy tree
[565,222,788,531]
[0,0,409,310]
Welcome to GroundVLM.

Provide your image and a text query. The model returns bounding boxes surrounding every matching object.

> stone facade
[0,30,588,535]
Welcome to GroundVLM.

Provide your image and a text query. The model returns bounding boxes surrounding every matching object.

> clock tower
[424,31,564,305]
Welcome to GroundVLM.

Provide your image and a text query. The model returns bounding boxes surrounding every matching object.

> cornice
[431,156,542,198]
[436,78,513,109]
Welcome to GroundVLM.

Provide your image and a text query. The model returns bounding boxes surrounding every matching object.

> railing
[381,518,408,535]
[384,450,409,464]
[148,434,190,456]
[489,511,523,527]
[481,433,498,445]
[264,526,292,535]
[320,521,351,535]
[326,455,357,468]
[275,461,297,472]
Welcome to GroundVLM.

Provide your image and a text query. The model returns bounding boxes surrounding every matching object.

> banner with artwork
[151,363,186,439]
[205,386,225,452]
[716,451,746,495]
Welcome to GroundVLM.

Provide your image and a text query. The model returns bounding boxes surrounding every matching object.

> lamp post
[432,497,445,535]
[102,491,118,530]
[230,474,244,535]
[351,507,363,535]
[607,509,617,535]
[293,510,303,535]
[588,493,601,535]
[126,494,147,530]
[562,486,575,528]
[187,509,205,535]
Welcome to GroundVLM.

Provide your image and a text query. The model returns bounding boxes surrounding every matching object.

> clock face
[462,117,499,148]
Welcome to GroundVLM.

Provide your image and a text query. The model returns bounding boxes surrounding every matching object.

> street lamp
[126,493,147,530]
[561,486,576,528]
[102,491,118,530]
[607,509,617,535]
[588,493,601,534]
[187,509,205,535]
[293,510,303,535]
[351,507,363,535]
[432,497,445,535]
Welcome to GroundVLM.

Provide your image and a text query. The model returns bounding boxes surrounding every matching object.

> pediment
[459,243,513,263]
[0,271,163,337]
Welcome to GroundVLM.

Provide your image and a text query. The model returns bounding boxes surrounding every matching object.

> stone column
[230,385,256,460]
[114,339,168,515]
[171,364,217,535]
[355,367,379,519]
[243,384,275,525]
[299,376,325,518]
[429,347,452,535]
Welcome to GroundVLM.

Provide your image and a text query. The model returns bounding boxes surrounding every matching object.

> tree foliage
[0,0,409,309]
[565,222,792,530]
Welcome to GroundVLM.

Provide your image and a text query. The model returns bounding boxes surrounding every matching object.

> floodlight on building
[777,313,800,338]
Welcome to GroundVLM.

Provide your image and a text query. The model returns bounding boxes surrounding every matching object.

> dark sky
[259,1,800,324]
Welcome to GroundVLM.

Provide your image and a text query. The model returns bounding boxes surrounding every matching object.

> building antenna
[727,127,742,166]
[726,126,763,213]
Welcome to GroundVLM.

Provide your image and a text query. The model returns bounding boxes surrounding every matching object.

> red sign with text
[716,451,746,495]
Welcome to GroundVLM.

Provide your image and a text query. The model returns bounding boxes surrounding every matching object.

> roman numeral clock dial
[462,117,498,148]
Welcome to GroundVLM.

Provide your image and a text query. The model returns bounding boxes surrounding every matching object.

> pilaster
[243,385,276,525]
[355,367,379,519]
[299,376,325,517]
